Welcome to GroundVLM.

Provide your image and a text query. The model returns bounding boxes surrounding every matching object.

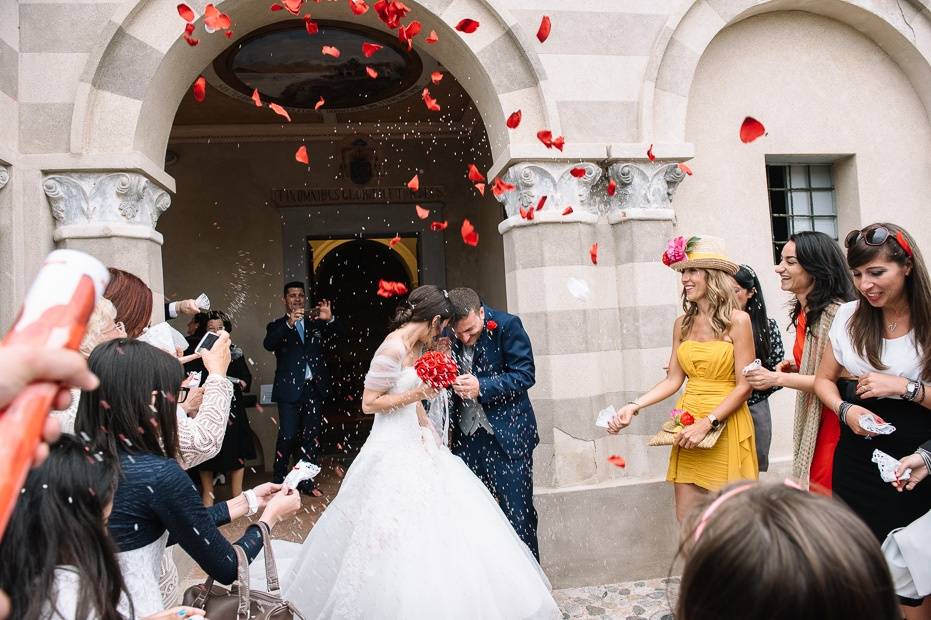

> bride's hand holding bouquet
[412,350,458,402]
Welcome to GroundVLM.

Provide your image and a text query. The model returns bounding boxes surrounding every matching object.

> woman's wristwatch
[903,379,921,402]
[707,414,721,430]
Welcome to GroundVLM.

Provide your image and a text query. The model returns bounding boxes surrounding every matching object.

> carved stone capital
[494,162,605,219]
[0,165,9,191]
[606,161,686,211]
[43,171,171,232]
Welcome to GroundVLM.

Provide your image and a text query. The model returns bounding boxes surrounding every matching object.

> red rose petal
[552,135,565,151]
[467,164,484,183]
[740,116,766,143]
[177,3,195,22]
[304,16,319,35]
[570,167,585,178]
[506,110,522,129]
[607,454,626,468]
[362,42,383,57]
[455,18,480,33]
[431,71,444,85]
[281,0,302,14]
[561,206,573,215]
[185,23,194,34]
[366,66,379,78]
[407,174,420,192]
[536,195,547,211]
[486,320,497,330]
[519,206,528,219]
[270,4,283,11]
[388,233,401,248]
[461,219,479,246]
[678,162,693,176]
[536,129,553,147]
[349,0,369,15]
[590,242,598,265]
[536,16,551,43]
[425,30,438,43]
[430,221,448,231]
[491,177,516,198]
[314,96,325,110]
[225,30,233,39]
[377,279,408,298]
[607,178,617,197]
[322,45,341,58]
[192,76,206,102]
[474,183,485,196]
[183,33,199,46]
[295,145,309,164]
[526,208,534,221]
[415,205,430,219]
[269,102,291,122]
[421,88,441,112]
[203,3,231,32]
[647,144,655,161]
[251,89,263,107]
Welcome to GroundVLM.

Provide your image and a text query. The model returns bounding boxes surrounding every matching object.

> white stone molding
[0,165,9,191]
[43,172,171,234]
[606,161,686,211]
[495,162,605,220]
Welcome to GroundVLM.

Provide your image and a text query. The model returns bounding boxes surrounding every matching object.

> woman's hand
[745,367,780,390]
[855,372,908,400]
[776,359,798,373]
[251,482,283,508]
[413,382,441,402]
[675,418,712,449]
[142,606,206,620]
[200,331,231,376]
[260,488,302,527]
[892,453,928,492]
[843,404,881,438]
[607,404,638,434]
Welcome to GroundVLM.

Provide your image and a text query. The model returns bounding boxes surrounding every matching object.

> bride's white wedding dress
[273,340,560,619]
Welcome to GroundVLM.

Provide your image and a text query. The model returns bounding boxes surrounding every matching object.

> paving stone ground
[553,577,678,619]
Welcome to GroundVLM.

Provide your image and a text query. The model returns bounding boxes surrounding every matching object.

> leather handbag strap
[234,545,251,619]
[257,521,281,594]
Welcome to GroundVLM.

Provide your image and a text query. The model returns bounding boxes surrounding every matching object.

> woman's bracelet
[243,489,259,517]
[627,401,642,416]
[917,447,931,472]
[837,401,853,427]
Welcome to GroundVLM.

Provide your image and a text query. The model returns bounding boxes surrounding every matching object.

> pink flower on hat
[662,236,687,266]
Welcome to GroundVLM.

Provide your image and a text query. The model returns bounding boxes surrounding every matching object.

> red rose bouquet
[414,350,459,389]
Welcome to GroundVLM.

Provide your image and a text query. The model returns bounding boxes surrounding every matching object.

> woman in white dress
[280,285,560,619]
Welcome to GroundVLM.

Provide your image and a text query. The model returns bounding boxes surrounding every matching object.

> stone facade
[3,0,931,588]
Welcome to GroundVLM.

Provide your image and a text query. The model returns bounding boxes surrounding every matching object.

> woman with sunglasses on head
[732,265,784,472]
[745,232,856,492]
[814,223,931,618]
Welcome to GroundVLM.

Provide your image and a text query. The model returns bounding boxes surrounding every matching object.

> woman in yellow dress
[609,235,758,522]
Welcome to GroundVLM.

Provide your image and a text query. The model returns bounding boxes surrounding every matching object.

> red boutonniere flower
[486,320,497,331]
[414,351,459,389]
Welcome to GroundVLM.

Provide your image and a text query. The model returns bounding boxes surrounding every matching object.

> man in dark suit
[447,287,540,559]
[264,281,337,496]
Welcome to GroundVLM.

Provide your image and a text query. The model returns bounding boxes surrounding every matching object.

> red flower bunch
[669,408,695,427]
[414,350,459,389]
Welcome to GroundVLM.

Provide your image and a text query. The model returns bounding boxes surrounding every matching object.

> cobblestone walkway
[553,577,679,619]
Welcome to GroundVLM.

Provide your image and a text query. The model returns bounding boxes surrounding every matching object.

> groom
[447,287,540,559]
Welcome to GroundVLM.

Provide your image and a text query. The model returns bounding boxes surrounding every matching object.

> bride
[279,285,560,619]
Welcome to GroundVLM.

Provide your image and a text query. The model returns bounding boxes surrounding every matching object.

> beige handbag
[182,522,305,620]
[648,418,725,449]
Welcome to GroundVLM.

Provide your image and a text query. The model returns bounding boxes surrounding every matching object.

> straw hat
[663,235,739,275]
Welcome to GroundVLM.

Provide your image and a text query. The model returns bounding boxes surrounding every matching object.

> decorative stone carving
[495,162,604,218]
[0,165,9,191]
[43,172,171,229]
[606,162,686,210]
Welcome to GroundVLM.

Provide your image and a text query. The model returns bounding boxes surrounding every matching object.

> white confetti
[566,277,590,301]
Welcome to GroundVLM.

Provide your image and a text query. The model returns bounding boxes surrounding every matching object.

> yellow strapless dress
[666,340,758,490]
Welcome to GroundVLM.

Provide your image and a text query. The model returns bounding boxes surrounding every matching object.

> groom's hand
[453,373,480,400]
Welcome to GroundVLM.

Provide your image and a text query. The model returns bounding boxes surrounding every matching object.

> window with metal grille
[766,164,837,263]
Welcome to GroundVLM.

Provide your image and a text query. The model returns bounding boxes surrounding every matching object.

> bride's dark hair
[390,285,454,330]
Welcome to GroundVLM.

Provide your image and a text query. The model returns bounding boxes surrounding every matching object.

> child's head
[676,481,898,620]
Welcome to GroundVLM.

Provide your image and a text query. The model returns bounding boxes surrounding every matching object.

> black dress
[832,378,931,542]
[198,354,257,472]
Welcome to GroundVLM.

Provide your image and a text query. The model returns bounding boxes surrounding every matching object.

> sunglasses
[177,387,190,404]
[844,226,912,257]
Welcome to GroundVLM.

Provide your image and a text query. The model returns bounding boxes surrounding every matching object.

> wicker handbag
[648,418,725,449]
[182,522,305,620]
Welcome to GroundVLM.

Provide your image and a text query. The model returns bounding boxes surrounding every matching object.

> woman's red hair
[104,268,153,338]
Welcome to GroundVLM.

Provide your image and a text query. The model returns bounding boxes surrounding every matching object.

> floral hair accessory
[662,236,700,267]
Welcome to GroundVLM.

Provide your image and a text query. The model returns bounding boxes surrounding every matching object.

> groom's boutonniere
[486,319,497,331]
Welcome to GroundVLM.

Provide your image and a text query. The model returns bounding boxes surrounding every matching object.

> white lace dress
[271,342,560,619]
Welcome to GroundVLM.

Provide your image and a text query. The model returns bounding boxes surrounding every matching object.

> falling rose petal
[177,3,195,22]
[491,176,516,197]
[388,233,401,248]
[426,30,438,44]
[607,454,626,468]
[552,135,565,151]
[461,219,479,246]
[251,89,263,107]
[366,66,379,78]
[225,30,233,39]
[740,116,766,143]
[519,206,528,219]
[431,71,444,85]
[270,4,284,10]
[203,3,231,32]
[536,195,547,211]
[421,88,441,112]
[607,178,617,197]
[590,242,598,265]
[349,0,369,15]
[570,167,586,178]
[647,144,655,161]
[536,130,553,148]
[467,163,484,183]
[295,145,309,164]
[362,42,383,57]
[377,280,408,298]
[562,206,573,215]
[407,174,420,192]
[400,20,421,43]
[536,15,551,43]
[185,23,195,34]
[192,76,206,102]
[314,96,325,110]
[474,183,485,196]
[678,162,693,176]
[322,45,341,58]
[415,205,430,219]
[526,207,535,221]
[304,16,319,35]
[506,110,522,129]
[281,0,303,15]
[456,18,480,33]
[430,221,448,231]
[269,103,292,122]
[183,33,199,46]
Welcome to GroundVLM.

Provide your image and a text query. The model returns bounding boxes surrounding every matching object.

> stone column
[495,156,689,586]
[42,171,172,321]
[0,163,13,329]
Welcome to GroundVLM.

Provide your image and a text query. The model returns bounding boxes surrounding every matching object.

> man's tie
[295,319,312,380]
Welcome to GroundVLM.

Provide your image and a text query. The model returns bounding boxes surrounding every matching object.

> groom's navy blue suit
[450,305,540,559]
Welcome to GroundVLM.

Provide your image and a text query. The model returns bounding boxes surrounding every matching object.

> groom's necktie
[458,344,494,436]
[295,319,312,381]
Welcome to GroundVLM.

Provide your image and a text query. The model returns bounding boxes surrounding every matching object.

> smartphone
[195,331,220,352]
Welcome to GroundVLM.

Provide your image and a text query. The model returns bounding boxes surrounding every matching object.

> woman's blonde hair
[80,298,117,356]
[680,268,739,340]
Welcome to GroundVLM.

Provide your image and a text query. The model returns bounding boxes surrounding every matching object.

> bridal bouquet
[414,350,459,389]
